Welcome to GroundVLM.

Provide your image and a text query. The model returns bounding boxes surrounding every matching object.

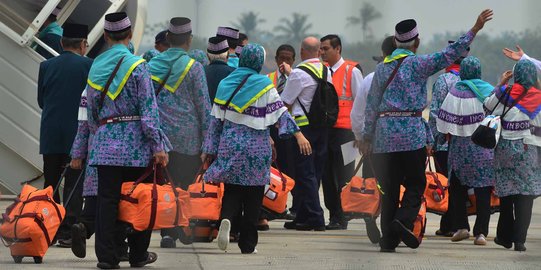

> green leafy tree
[232,11,266,39]
[274,13,314,44]
[347,2,382,41]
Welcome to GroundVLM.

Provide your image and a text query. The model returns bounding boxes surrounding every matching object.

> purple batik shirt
[155,61,211,155]
[87,63,171,167]
[362,30,476,153]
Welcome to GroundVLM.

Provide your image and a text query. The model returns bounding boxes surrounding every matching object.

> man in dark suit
[37,23,93,246]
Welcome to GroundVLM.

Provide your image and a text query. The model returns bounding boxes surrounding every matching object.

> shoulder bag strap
[501,87,529,119]
[99,56,126,111]
[155,54,184,96]
[295,65,324,117]
[224,74,253,109]
[383,57,406,92]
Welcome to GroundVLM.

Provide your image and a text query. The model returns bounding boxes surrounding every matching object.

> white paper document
[341,141,360,166]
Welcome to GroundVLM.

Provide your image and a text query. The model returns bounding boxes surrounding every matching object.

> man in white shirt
[319,34,364,230]
[281,36,332,231]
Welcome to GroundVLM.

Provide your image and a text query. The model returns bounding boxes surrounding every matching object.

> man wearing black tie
[258,44,297,230]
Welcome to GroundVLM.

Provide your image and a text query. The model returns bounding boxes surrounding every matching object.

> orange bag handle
[272,162,288,191]
[426,158,446,197]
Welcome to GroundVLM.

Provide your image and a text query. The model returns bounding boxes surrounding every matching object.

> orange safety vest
[328,60,358,129]
[267,70,278,87]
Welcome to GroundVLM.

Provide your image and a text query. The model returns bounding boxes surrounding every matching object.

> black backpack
[297,65,338,128]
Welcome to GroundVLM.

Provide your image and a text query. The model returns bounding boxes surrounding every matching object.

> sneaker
[242,248,258,254]
[160,236,176,248]
[451,229,470,242]
[217,219,231,251]
[474,234,487,245]
[71,223,87,258]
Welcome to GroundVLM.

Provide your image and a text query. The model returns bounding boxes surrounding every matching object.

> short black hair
[239,33,248,42]
[61,37,84,49]
[225,38,238,49]
[106,29,131,41]
[167,32,191,46]
[276,44,295,58]
[320,34,342,53]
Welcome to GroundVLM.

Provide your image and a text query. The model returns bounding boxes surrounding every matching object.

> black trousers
[434,151,453,233]
[43,154,83,239]
[81,196,128,253]
[161,151,202,239]
[321,128,355,223]
[497,195,536,244]
[96,166,151,265]
[372,148,427,249]
[292,126,327,226]
[448,172,492,236]
[270,126,298,214]
[220,184,264,253]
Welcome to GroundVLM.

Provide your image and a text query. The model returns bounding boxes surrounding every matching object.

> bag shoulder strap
[295,64,329,117]
[383,57,406,92]
[99,56,126,111]
[224,74,253,109]
[155,54,186,96]
[501,87,529,118]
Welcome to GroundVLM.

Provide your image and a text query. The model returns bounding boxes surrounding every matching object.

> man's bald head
[300,36,320,60]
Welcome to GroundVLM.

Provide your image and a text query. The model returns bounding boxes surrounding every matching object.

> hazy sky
[145,0,541,45]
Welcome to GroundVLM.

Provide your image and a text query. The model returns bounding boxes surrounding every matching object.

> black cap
[395,19,418,42]
[104,12,131,33]
[155,30,168,44]
[63,23,88,39]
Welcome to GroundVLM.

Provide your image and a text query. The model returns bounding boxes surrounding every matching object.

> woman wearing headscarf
[484,59,541,252]
[202,43,311,254]
[188,49,210,66]
[437,56,495,246]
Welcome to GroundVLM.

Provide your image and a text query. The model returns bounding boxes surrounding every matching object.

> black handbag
[471,85,528,148]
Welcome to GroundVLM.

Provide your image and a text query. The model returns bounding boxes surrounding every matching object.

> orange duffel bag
[118,165,191,231]
[424,160,449,215]
[466,187,500,216]
[186,171,224,242]
[399,186,427,245]
[341,157,381,220]
[262,166,295,216]
[1,185,65,264]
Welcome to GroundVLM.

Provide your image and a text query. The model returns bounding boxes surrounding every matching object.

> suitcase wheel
[12,256,23,263]
[33,256,43,264]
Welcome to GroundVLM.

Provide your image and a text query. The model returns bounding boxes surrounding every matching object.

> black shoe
[494,237,512,249]
[257,224,270,231]
[296,223,325,231]
[391,219,419,249]
[284,221,297,230]
[514,243,526,252]
[178,228,194,245]
[130,251,158,268]
[230,232,240,243]
[97,262,120,269]
[379,247,396,253]
[435,229,454,237]
[365,219,381,244]
[325,221,347,230]
[160,236,176,248]
[284,212,296,220]
[118,254,129,262]
[71,223,87,258]
[56,238,72,248]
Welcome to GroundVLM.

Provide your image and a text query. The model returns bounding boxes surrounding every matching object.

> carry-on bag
[0,185,65,263]
[424,159,449,215]
[118,164,191,231]
[341,157,381,220]
[261,166,295,217]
